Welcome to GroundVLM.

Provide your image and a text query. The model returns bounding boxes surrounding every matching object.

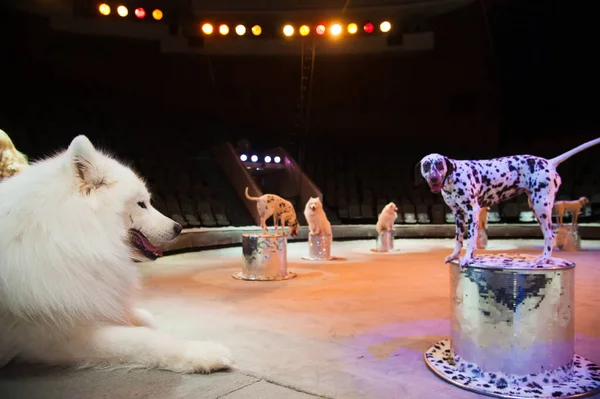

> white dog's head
[305,197,323,214]
[68,135,182,261]
[416,153,455,193]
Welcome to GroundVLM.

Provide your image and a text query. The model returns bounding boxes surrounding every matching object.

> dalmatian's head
[415,153,454,193]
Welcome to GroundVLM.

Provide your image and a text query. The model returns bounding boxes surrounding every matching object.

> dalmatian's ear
[444,157,455,176]
[414,161,424,186]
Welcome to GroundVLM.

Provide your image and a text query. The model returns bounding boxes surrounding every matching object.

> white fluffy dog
[304,197,332,236]
[0,135,233,373]
[376,202,398,233]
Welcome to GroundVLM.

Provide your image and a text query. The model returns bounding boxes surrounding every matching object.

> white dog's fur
[0,135,233,373]
[304,197,332,236]
[376,202,398,233]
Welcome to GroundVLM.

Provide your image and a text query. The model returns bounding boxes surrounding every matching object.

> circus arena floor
[2,238,600,399]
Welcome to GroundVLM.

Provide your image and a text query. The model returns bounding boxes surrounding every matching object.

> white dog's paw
[444,254,459,263]
[133,308,158,329]
[170,341,234,374]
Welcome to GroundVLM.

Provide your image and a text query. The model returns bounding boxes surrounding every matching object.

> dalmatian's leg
[260,215,269,234]
[272,213,279,235]
[445,207,465,264]
[459,202,481,267]
[530,190,557,264]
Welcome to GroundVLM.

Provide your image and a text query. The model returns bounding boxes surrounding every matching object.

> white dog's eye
[137,201,147,209]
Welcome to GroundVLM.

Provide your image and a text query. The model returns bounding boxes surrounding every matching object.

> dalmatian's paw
[534,255,551,265]
[444,254,459,263]
[458,256,474,267]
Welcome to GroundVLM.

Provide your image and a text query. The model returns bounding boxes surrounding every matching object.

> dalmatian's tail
[549,137,600,168]
[244,187,260,201]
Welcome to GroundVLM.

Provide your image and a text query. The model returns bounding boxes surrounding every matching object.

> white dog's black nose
[173,223,183,235]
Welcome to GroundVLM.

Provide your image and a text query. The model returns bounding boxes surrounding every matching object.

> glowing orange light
[251,25,262,36]
[219,24,229,35]
[98,3,110,15]
[316,24,326,35]
[202,23,214,35]
[152,9,163,21]
[330,23,342,36]
[347,23,358,34]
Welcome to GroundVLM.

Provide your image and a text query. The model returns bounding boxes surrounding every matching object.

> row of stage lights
[241,154,282,164]
[97,3,164,20]
[200,21,392,37]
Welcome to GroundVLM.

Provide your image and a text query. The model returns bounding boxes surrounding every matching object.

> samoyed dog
[0,135,233,373]
[304,197,332,236]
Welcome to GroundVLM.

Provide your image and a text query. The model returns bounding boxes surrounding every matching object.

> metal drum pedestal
[555,225,582,252]
[302,233,340,261]
[371,230,399,253]
[232,234,296,281]
[424,254,600,398]
[477,228,488,249]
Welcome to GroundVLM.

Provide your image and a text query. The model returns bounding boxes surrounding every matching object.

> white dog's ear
[68,135,105,192]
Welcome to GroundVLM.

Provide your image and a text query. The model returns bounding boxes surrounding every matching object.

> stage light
[98,3,110,15]
[330,23,342,36]
[283,25,294,37]
[202,23,213,35]
[251,25,262,36]
[299,25,310,36]
[265,156,272,163]
[364,22,374,33]
[117,5,128,17]
[251,155,258,162]
[380,21,391,33]
[219,24,229,35]
[152,9,163,20]
[134,7,145,19]
[235,24,246,36]
[274,156,281,164]
[240,154,248,162]
[316,24,326,35]
[347,23,358,34]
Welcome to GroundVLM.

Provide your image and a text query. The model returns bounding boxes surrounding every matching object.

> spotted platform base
[424,339,600,399]
[231,271,297,281]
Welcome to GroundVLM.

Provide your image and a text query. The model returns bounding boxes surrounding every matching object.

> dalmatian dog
[416,137,600,266]
[245,187,300,236]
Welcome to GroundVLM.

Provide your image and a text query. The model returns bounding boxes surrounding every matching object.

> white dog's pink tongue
[132,230,163,257]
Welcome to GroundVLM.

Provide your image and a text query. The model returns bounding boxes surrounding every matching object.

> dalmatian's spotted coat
[417,137,600,266]
[245,187,300,236]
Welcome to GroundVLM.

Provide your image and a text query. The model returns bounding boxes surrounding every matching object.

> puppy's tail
[549,137,600,168]
[244,187,260,201]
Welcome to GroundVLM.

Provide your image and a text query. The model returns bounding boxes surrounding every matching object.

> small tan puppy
[0,129,28,181]
[376,202,398,233]
[245,187,300,236]
[554,197,589,226]
[478,207,489,230]
[304,197,332,236]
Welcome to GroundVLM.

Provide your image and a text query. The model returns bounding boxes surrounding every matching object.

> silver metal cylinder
[450,256,575,377]
[372,230,396,252]
[555,225,582,251]
[233,234,295,281]
[477,228,488,249]
[306,233,332,260]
